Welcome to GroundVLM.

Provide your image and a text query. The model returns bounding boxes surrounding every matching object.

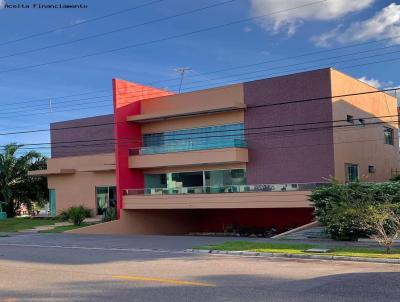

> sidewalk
[18,217,102,233]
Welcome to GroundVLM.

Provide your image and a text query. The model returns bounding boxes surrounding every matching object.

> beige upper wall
[138,84,244,118]
[129,147,248,169]
[46,153,116,213]
[47,153,115,172]
[330,69,399,182]
[48,171,116,214]
[143,163,246,174]
[141,110,244,134]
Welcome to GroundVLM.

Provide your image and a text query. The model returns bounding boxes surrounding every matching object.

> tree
[310,180,400,241]
[310,181,374,240]
[0,143,48,217]
[364,204,400,254]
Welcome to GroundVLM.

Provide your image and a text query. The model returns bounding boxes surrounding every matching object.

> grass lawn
[40,223,93,233]
[0,217,58,232]
[195,241,400,259]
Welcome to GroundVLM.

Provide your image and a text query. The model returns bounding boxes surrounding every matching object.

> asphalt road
[0,233,399,302]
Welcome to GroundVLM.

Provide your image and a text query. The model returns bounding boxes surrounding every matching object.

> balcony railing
[129,138,246,156]
[123,182,327,196]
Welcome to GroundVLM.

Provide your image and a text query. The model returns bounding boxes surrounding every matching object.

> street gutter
[185,249,400,264]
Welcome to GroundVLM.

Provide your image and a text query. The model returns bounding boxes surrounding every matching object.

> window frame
[345,163,359,183]
[383,126,394,145]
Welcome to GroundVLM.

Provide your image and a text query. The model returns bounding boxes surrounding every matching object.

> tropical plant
[58,210,70,222]
[102,207,117,222]
[0,143,48,217]
[67,206,91,226]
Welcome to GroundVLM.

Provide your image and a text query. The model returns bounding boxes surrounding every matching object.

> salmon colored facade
[31,68,400,235]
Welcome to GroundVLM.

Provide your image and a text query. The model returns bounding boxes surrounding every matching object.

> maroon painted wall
[50,114,115,158]
[243,68,335,184]
[195,208,314,233]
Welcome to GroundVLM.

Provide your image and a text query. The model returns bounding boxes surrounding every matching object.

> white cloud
[314,3,400,47]
[243,26,253,33]
[249,0,374,35]
[312,25,343,47]
[358,76,383,88]
[358,76,397,91]
[71,19,86,25]
[0,0,5,9]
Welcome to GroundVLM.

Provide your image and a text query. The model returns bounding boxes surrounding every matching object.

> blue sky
[0,0,399,156]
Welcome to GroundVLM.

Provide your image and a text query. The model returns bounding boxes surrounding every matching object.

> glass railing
[123,183,327,196]
[129,138,247,156]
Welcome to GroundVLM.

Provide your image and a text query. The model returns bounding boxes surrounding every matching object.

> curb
[185,249,400,264]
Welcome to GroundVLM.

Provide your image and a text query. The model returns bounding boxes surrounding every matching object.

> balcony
[122,183,326,209]
[129,138,246,155]
[124,183,324,195]
[129,136,248,169]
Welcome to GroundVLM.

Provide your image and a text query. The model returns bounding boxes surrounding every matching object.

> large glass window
[204,169,246,187]
[142,123,245,154]
[170,171,204,188]
[144,169,246,194]
[96,186,117,215]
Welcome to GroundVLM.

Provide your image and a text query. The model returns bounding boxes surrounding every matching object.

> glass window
[144,174,167,189]
[345,164,358,182]
[108,187,117,209]
[170,171,203,188]
[142,123,245,154]
[384,127,394,145]
[96,186,116,215]
[205,169,246,187]
[144,169,246,194]
[346,115,354,124]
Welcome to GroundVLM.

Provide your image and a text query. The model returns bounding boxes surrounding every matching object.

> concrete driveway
[0,233,399,301]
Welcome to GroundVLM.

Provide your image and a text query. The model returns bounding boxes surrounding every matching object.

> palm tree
[0,143,48,217]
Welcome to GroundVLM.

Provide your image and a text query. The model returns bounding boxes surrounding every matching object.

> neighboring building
[29,115,116,216]
[30,68,400,235]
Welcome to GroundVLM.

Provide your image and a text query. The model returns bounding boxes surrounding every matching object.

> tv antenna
[175,67,191,93]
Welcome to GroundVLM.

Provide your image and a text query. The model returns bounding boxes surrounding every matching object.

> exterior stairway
[279,226,329,240]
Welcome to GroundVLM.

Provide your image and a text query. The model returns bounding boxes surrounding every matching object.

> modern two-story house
[30,68,400,235]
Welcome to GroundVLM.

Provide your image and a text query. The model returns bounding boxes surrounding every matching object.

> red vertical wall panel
[112,79,172,218]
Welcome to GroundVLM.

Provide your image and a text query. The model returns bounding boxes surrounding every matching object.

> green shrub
[390,175,400,182]
[310,181,400,241]
[62,205,91,226]
[102,207,117,222]
[58,210,69,221]
[80,206,92,218]
[68,207,86,226]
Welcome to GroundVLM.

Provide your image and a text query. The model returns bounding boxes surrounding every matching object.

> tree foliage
[0,143,48,217]
[310,181,400,241]
[364,203,400,253]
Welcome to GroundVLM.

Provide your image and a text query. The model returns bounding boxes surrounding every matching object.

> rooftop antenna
[175,67,191,93]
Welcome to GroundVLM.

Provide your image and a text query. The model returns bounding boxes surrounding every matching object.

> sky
[0,0,399,156]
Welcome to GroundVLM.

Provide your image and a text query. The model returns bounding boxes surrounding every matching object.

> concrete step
[84,217,102,223]
[32,226,56,230]
[53,222,73,227]
[18,229,39,233]
[280,227,329,240]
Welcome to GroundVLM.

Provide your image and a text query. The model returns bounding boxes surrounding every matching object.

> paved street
[0,234,399,302]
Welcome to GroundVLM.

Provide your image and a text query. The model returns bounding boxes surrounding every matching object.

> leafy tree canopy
[0,143,48,217]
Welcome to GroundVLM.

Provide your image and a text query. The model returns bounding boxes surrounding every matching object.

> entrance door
[49,189,56,217]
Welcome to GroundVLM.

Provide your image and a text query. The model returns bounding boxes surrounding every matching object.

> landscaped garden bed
[194,241,400,259]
